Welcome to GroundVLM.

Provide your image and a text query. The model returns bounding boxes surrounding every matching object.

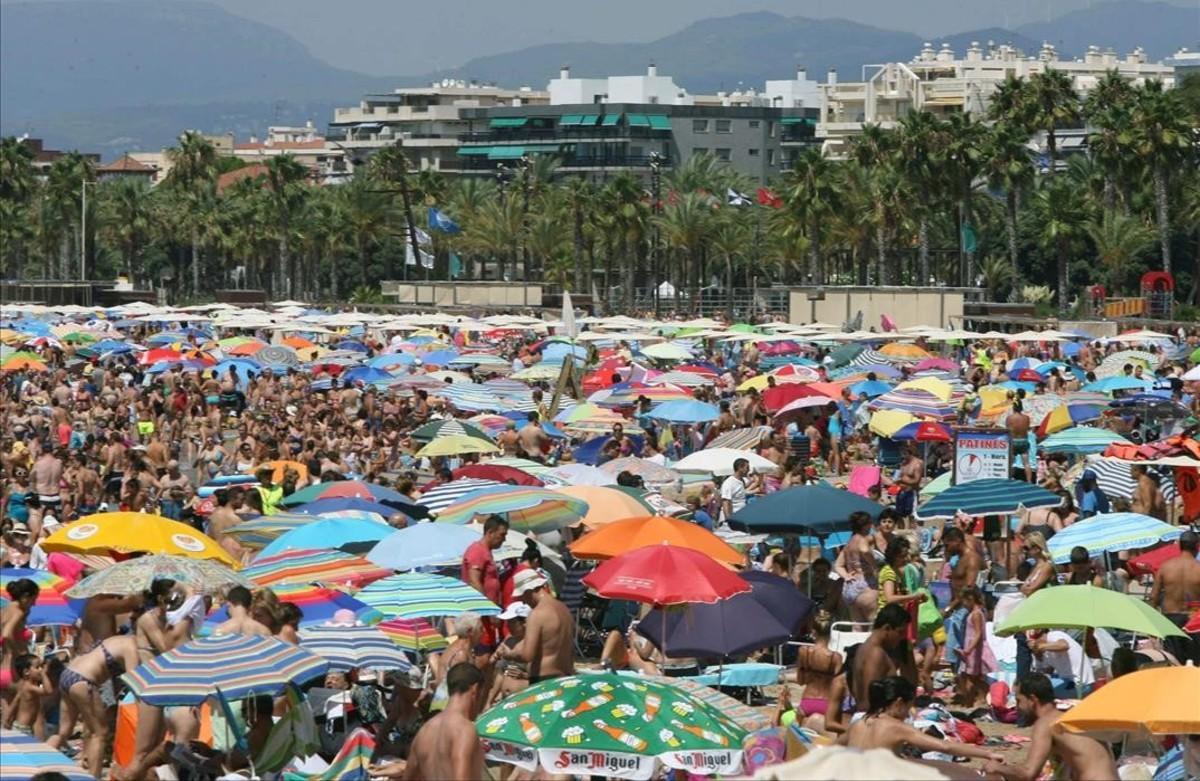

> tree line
[1,70,1197,313]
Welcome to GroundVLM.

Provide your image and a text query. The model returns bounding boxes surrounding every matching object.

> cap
[510,568,549,597]
[498,602,532,621]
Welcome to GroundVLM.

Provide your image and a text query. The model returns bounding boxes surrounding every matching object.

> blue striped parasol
[916,478,1063,520]
[1040,427,1131,455]
[433,485,589,532]
[1,728,90,780]
[355,573,500,620]
[123,634,328,706]
[298,624,414,671]
[1046,512,1184,564]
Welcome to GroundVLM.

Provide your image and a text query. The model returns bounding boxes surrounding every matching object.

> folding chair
[829,621,872,657]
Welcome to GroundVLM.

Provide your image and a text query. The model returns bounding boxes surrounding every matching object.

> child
[955,586,995,707]
[2,653,46,738]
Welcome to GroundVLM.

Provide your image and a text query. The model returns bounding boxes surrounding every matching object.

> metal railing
[458,127,669,144]
[605,286,791,319]
[450,154,672,171]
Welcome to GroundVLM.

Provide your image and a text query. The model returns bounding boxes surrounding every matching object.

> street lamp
[648,152,663,317]
[80,180,97,282]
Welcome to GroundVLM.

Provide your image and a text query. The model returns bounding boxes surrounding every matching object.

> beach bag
[989,680,1018,724]
[916,589,943,640]
[954,721,984,745]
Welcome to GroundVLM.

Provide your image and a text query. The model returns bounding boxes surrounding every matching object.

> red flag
[756,187,783,208]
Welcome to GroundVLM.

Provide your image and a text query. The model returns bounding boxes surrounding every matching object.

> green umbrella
[477,673,747,778]
[410,418,493,444]
[1191,346,1200,364]
[995,585,1186,639]
[61,332,97,344]
[828,344,865,367]
[727,323,760,334]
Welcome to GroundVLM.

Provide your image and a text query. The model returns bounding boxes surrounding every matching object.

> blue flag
[428,207,461,234]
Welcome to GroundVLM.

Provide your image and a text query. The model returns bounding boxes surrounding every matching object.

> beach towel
[847,465,881,498]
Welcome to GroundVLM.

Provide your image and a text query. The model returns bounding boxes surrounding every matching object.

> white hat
[510,568,548,597]
[498,602,532,621]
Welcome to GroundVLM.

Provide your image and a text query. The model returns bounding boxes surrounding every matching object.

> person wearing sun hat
[495,569,574,683]
[488,602,532,705]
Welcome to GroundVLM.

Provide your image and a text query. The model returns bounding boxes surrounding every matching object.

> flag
[415,226,432,246]
[757,187,784,208]
[448,252,463,279]
[405,244,434,269]
[960,223,977,254]
[428,207,460,233]
[727,188,752,207]
[561,290,577,340]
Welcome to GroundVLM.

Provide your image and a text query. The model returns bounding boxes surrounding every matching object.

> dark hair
[14,653,38,678]
[482,514,509,534]
[521,539,542,567]
[526,411,539,423]
[959,585,984,605]
[812,556,831,571]
[883,537,909,567]
[866,675,916,715]
[278,602,303,628]
[732,457,749,472]
[1069,546,1090,565]
[1180,530,1198,554]
[5,578,39,602]
[874,603,910,630]
[840,643,860,693]
[877,508,900,524]
[144,578,176,608]
[446,661,483,695]
[1017,672,1054,705]
[942,526,965,544]
[226,585,253,609]
[32,773,72,781]
[214,488,230,506]
[849,511,873,536]
[1109,647,1139,679]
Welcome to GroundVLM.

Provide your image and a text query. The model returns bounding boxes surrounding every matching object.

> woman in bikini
[795,611,842,732]
[836,511,880,622]
[1,578,39,707]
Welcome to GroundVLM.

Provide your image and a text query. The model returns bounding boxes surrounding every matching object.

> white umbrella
[672,448,778,476]
[753,747,949,780]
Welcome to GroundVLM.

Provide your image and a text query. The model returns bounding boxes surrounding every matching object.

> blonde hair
[1024,531,1048,557]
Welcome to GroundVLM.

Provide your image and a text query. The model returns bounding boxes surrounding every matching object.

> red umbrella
[582,543,750,605]
[451,464,543,487]
[1128,542,1188,577]
[762,383,825,413]
[138,348,183,365]
[1013,369,1043,383]
[913,421,953,442]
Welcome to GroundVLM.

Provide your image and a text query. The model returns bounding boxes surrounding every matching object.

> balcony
[449,152,671,172]
[458,126,669,144]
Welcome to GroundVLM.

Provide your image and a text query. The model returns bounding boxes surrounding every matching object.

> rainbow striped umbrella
[600,384,692,407]
[299,625,413,671]
[123,634,329,706]
[0,728,90,780]
[433,485,589,533]
[356,573,500,620]
[0,567,83,627]
[314,727,376,780]
[376,617,448,652]
[201,583,382,631]
[242,549,392,588]
[224,512,325,549]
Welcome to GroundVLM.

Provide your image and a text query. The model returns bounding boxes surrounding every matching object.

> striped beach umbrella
[1036,404,1104,436]
[916,478,1063,520]
[1046,513,1184,565]
[1075,458,1178,504]
[435,382,505,411]
[281,480,413,508]
[242,549,392,588]
[0,729,90,780]
[367,523,481,570]
[64,555,251,598]
[467,414,514,438]
[1041,427,1131,455]
[257,518,393,559]
[356,573,500,619]
[434,485,589,533]
[123,634,328,706]
[868,387,958,420]
[224,512,327,550]
[417,478,504,515]
[202,583,382,631]
[411,418,494,443]
[376,617,448,652]
[299,625,413,671]
[600,384,692,408]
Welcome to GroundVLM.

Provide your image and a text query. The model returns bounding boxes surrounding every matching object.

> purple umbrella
[636,571,814,658]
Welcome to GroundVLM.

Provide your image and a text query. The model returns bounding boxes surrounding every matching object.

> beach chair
[829,621,872,657]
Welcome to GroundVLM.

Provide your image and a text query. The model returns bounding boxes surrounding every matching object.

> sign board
[953,428,1011,485]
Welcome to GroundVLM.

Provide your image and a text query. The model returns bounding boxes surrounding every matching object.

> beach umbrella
[248,459,309,484]
[202,584,382,630]
[416,434,501,458]
[879,342,932,362]
[1036,404,1104,436]
[299,624,413,672]
[890,421,952,442]
[915,479,1062,520]
[868,387,958,420]
[254,344,300,369]
[651,370,717,388]
[646,399,720,424]
[1040,427,1131,455]
[123,634,328,706]
[869,409,920,437]
[774,395,840,418]
[411,418,494,443]
[0,356,48,372]
[540,463,616,487]
[288,497,399,521]
[417,478,504,515]
[641,342,693,361]
[994,585,1186,639]
[477,673,747,778]
[356,573,500,619]
[221,512,336,549]
[913,357,957,372]
[552,485,656,527]
[434,485,589,533]
[42,512,236,566]
[600,384,692,407]
[1128,542,1195,577]
[849,379,893,398]
[64,555,250,598]
[451,463,543,486]
[1058,666,1200,738]
[752,747,948,780]
[583,544,750,605]
[597,457,679,484]
[569,516,744,566]
[257,518,394,559]
[242,549,392,588]
[1075,459,1178,505]
[0,568,83,627]
[1046,512,1184,564]
[281,479,413,508]
[367,523,481,570]
[421,349,460,365]
[672,447,778,476]
[728,484,882,535]
[643,674,773,732]
[707,426,774,451]
[0,728,91,780]
[638,570,814,657]
[1082,376,1153,394]
[376,617,448,653]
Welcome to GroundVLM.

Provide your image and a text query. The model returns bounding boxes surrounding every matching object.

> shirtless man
[31,446,63,517]
[850,604,909,711]
[72,452,102,516]
[1007,400,1032,483]
[1150,530,1200,663]
[402,663,485,781]
[986,673,1118,780]
[499,569,575,683]
[895,450,923,519]
[496,421,521,456]
[212,586,273,636]
[206,489,247,562]
[1130,465,1167,520]
[518,412,549,462]
[942,526,984,667]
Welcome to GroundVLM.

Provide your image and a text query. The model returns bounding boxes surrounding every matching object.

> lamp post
[649,152,663,317]
[80,180,97,282]
[518,154,532,281]
[495,163,509,281]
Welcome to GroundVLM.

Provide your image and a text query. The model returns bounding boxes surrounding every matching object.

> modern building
[327,82,549,172]
[1165,47,1200,78]
[17,137,100,179]
[231,122,349,184]
[818,41,1176,156]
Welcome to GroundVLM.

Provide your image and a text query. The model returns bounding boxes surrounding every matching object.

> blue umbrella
[996,380,1038,394]
[257,518,393,559]
[367,524,481,571]
[849,379,892,398]
[542,342,587,363]
[336,340,370,353]
[1040,427,1131,455]
[728,484,882,535]
[573,433,646,465]
[1046,512,1184,565]
[646,399,720,424]
[212,358,262,390]
[341,366,391,385]
[916,478,1062,520]
[1083,376,1153,394]
[369,353,416,369]
[422,349,460,365]
[299,625,413,671]
[91,338,136,354]
[289,497,405,519]
[0,728,91,780]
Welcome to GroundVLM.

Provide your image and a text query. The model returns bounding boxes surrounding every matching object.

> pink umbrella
[913,357,958,373]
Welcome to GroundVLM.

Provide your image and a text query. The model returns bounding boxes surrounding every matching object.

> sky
[7,0,1194,76]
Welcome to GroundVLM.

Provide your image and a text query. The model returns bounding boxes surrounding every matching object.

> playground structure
[1085,272,1176,320]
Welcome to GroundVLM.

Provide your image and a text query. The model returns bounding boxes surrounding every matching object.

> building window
[749,120,760,128]
[767,149,775,166]
[716,119,732,133]
[715,148,731,161]
[648,96,659,104]
[692,119,709,133]
[694,147,709,156]
[769,122,776,138]
[748,148,760,157]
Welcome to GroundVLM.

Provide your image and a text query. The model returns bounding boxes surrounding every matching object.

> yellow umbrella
[552,485,656,528]
[1058,666,1200,738]
[896,376,953,401]
[415,435,500,458]
[1,328,26,345]
[879,342,932,360]
[737,375,771,391]
[977,386,1012,415]
[869,409,918,437]
[249,459,310,484]
[42,512,237,567]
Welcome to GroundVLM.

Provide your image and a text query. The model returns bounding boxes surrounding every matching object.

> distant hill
[1016,1,1198,59]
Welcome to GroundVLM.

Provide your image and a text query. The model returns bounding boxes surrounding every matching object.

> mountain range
[1,0,1195,156]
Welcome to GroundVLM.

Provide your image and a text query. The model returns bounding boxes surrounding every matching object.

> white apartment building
[818,41,1177,156]
[231,121,349,184]
[328,83,549,171]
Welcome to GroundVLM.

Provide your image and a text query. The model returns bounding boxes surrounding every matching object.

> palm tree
[709,212,749,319]
[983,123,1035,283]
[978,255,1015,301]
[779,147,839,284]
[1029,178,1087,312]
[896,111,944,283]
[563,177,595,293]
[0,136,36,203]
[340,178,392,287]
[942,112,986,285]
[988,75,1031,128]
[96,178,152,284]
[45,152,95,279]
[1085,211,1156,291]
[1024,69,1080,175]
[460,196,525,282]
[865,164,909,285]
[165,132,218,294]
[656,192,713,313]
[264,154,310,297]
[524,194,570,288]
[1084,70,1136,212]
[1122,80,1194,276]
[368,145,421,281]
[0,136,37,277]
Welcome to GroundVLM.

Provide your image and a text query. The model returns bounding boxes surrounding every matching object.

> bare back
[1156,554,1200,614]
[527,596,575,680]
[404,710,484,781]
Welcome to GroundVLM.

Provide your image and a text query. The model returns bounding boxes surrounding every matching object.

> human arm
[1148,571,1163,608]
[961,610,983,656]
[1019,562,1054,596]
[985,719,1052,781]
[823,677,851,735]
[891,720,1006,764]
[880,573,925,606]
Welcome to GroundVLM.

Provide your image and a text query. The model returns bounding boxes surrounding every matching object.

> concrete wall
[382,282,543,309]
[668,115,780,184]
[788,287,978,329]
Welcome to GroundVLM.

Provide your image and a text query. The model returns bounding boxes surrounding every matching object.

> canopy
[42,512,236,566]
[672,448,778,476]
[568,516,744,566]
[0,728,91,781]
[366,523,481,571]
[298,625,413,672]
[582,544,750,605]
[356,573,500,619]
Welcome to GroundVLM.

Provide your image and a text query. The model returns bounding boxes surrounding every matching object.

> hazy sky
[8,0,1195,76]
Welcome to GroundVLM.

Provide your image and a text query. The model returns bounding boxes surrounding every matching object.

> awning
[601,114,622,126]
[559,115,583,126]
[488,146,526,159]
[579,114,600,126]
[781,117,816,126]
[627,114,650,127]
[356,122,382,129]
[489,117,528,128]
[457,147,492,156]
[647,115,672,131]
[525,144,562,154]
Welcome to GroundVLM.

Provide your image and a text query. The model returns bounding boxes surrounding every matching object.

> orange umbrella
[227,341,267,356]
[880,342,932,360]
[803,381,847,398]
[1058,666,1199,737]
[250,460,310,484]
[283,336,315,350]
[552,485,656,528]
[1,356,48,372]
[568,515,745,567]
